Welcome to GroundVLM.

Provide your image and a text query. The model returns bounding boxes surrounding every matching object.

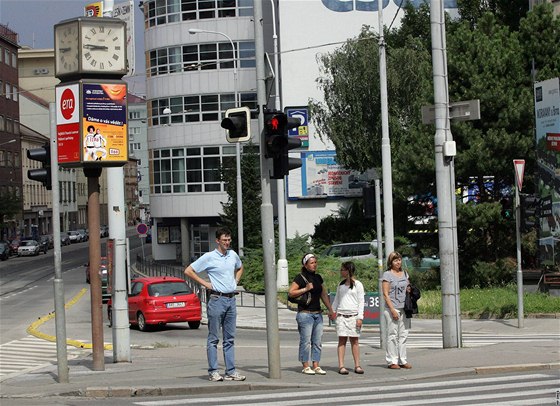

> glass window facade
[151,145,235,194]
[148,41,255,77]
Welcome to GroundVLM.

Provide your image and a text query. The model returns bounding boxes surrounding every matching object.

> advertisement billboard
[534,77,560,267]
[56,83,81,164]
[287,150,371,199]
[56,80,128,167]
[81,81,128,165]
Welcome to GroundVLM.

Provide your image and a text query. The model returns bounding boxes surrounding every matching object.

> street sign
[421,99,481,125]
[513,159,525,191]
[136,223,148,236]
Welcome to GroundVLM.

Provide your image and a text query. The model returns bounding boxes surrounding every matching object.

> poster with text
[287,150,370,199]
[81,82,128,165]
[56,83,81,165]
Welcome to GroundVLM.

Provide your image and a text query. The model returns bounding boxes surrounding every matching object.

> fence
[135,255,277,308]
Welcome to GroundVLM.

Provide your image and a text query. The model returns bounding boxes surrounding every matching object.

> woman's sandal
[338,367,349,375]
[354,366,364,374]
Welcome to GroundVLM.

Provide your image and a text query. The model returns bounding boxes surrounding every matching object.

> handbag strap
[299,273,309,285]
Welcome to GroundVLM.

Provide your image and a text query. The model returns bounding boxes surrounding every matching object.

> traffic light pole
[49,103,69,383]
[254,0,281,379]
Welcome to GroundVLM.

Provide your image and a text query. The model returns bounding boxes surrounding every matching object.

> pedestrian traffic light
[519,193,539,232]
[263,111,302,179]
[27,143,52,190]
[500,196,513,220]
[363,186,375,219]
[221,106,251,143]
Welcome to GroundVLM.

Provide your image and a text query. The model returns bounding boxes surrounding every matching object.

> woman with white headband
[288,253,335,375]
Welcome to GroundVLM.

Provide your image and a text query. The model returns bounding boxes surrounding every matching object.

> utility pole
[103,0,130,362]
[430,0,461,348]
[50,102,69,383]
[270,0,289,289]
[254,0,281,379]
[378,0,395,258]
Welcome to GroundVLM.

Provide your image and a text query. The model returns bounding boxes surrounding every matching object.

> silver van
[323,241,381,261]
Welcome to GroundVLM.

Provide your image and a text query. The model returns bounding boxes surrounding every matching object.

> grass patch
[418,285,560,318]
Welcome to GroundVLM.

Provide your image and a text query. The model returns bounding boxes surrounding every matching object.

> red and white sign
[546,133,560,151]
[56,84,81,164]
[513,159,525,191]
[136,223,148,236]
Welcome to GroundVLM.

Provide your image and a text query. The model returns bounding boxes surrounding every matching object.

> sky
[0,0,146,95]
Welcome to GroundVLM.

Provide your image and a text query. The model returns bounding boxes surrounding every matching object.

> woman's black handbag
[288,274,311,306]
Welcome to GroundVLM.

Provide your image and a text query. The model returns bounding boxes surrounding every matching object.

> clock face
[80,21,126,73]
[55,22,79,76]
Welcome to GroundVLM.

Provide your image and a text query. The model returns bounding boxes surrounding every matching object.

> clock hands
[83,44,108,51]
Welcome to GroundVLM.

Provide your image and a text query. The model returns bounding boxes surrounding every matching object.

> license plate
[166,302,185,308]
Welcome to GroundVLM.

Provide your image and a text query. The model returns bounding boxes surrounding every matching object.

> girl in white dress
[332,261,365,374]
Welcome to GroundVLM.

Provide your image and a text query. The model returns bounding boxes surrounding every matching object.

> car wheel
[137,312,149,332]
[188,321,201,330]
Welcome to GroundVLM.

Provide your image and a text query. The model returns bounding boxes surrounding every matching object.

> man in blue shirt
[184,227,245,382]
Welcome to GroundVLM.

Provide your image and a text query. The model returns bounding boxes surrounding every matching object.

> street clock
[54,17,127,79]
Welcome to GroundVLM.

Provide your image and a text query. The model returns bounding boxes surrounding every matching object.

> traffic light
[221,106,251,143]
[27,143,52,190]
[263,111,302,179]
[500,196,513,220]
[519,193,539,232]
[363,186,375,218]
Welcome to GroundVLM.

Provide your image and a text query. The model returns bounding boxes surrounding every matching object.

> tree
[0,190,21,238]
[219,144,262,251]
[308,4,559,279]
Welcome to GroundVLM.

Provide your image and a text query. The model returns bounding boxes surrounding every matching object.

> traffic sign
[136,223,148,236]
[513,159,525,191]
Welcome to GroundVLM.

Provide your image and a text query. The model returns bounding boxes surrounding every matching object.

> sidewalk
[1,291,559,400]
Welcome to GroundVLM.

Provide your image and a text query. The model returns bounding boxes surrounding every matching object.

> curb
[4,363,558,399]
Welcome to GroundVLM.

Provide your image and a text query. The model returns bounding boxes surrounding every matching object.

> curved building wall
[143,0,260,262]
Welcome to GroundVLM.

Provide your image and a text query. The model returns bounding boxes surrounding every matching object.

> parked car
[402,255,441,272]
[322,241,381,261]
[8,239,21,255]
[85,257,109,302]
[0,241,9,260]
[60,234,71,246]
[67,231,82,243]
[107,276,202,331]
[76,229,89,242]
[18,240,42,256]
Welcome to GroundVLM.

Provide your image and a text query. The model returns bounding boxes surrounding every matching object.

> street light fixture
[189,28,245,257]
[0,139,16,147]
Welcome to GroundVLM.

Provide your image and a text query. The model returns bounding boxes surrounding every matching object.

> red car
[107,276,202,331]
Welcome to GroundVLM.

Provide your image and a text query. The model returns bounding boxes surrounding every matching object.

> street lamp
[189,28,244,257]
[0,139,16,147]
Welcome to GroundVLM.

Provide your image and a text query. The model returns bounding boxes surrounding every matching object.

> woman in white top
[331,261,365,374]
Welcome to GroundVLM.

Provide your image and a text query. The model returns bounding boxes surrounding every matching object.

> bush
[463,259,516,288]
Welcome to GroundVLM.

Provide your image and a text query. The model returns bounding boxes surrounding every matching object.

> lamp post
[0,139,16,146]
[189,28,244,257]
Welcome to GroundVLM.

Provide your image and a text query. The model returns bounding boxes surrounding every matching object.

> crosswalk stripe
[132,373,557,405]
[0,335,85,381]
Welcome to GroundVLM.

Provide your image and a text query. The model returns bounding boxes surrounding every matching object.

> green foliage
[418,285,560,318]
[309,5,559,280]
[312,199,377,246]
[0,190,22,231]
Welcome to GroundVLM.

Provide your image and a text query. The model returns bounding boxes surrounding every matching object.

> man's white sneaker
[224,371,246,381]
[209,372,224,381]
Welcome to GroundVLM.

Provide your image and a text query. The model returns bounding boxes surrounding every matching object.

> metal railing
[135,255,274,308]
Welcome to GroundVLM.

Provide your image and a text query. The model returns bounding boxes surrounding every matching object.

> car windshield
[20,241,35,246]
[148,282,192,297]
